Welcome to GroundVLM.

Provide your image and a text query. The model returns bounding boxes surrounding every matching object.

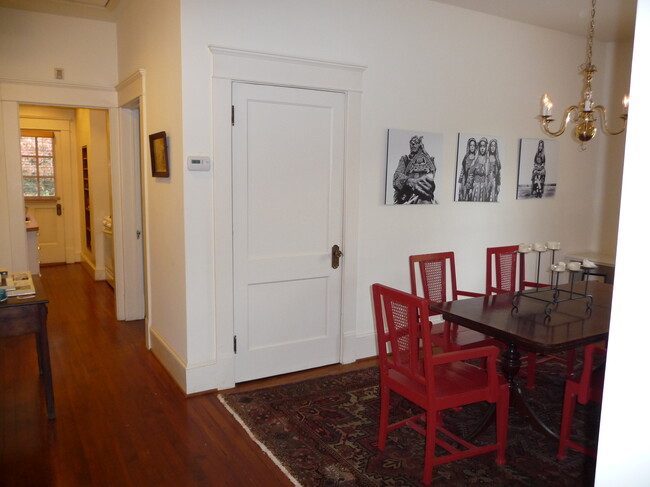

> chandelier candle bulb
[542,94,552,116]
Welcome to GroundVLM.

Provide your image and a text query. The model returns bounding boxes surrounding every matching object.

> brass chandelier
[539,0,628,149]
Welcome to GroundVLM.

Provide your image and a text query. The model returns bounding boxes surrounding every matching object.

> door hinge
[233,335,237,353]
[231,105,235,126]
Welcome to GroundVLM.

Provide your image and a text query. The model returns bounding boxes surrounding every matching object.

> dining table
[429,279,611,439]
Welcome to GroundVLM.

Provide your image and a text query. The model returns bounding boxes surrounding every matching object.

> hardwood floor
[0,264,375,486]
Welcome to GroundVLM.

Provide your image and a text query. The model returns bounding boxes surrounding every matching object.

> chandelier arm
[540,106,580,137]
[593,105,628,136]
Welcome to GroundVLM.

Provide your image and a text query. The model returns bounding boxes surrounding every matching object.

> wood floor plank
[0,264,302,487]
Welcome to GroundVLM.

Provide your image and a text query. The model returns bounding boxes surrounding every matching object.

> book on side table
[0,270,36,297]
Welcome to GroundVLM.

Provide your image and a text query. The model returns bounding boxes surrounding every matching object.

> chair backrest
[409,252,459,304]
[372,283,432,387]
[486,245,525,294]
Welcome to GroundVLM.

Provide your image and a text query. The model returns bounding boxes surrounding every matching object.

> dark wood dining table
[429,280,611,439]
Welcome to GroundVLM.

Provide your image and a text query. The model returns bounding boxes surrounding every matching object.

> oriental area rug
[219,361,599,486]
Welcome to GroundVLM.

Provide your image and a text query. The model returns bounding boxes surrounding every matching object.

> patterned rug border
[218,393,303,487]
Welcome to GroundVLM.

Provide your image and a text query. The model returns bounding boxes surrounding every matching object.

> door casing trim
[210,46,366,389]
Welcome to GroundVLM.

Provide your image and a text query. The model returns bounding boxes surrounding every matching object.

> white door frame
[210,47,367,389]
[114,70,149,329]
[1,77,148,330]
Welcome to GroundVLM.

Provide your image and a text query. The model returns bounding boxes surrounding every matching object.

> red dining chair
[410,252,500,353]
[557,343,606,460]
[372,283,509,485]
[486,245,575,390]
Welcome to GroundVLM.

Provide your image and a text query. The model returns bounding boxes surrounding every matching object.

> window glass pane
[37,137,53,156]
[22,157,37,176]
[39,178,55,197]
[20,137,36,156]
[39,158,54,176]
[23,177,38,196]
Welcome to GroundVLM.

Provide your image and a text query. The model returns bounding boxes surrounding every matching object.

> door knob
[56,203,62,216]
[332,244,343,269]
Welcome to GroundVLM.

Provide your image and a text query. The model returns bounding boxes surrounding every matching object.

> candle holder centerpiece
[512,241,595,317]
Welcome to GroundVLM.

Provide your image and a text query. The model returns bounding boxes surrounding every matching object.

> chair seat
[430,322,502,352]
[387,359,504,410]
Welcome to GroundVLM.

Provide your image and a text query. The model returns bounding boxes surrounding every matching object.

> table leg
[466,343,559,441]
[36,305,56,420]
[501,343,558,440]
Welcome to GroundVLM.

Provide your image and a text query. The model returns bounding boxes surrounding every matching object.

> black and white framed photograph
[454,133,505,202]
[385,129,443,205]
[517,138,558,199]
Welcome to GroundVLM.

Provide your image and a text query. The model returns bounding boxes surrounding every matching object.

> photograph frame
[384,129,443,205]
[149,131,170,178]
[517,138,558,199]
[454,133,505,203]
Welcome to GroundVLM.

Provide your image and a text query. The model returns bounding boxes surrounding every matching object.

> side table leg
[36,305,56,420]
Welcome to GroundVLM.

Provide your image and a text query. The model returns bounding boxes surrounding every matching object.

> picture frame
[384,129,443,205]
[454,133,505,203]
[149,131,169,177]
[517,138,558,199]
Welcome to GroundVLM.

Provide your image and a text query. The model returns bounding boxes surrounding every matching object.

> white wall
[180,0,631,389]
[116,0,189,382]
[0,8,117,87]
[596,1,650,483]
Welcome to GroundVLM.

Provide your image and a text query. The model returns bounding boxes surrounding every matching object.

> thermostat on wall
[187,156,211,171]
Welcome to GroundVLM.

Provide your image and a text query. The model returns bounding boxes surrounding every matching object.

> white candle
[567,261,581,271]
[542,94,552,116]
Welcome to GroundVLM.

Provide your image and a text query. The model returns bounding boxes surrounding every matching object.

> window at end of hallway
[20,131,56,198]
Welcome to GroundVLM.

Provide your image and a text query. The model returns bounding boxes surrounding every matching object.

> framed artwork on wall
[149,131,170,178]
[384,129,443,205]
[517,138,558,199]
[454,133,505,202]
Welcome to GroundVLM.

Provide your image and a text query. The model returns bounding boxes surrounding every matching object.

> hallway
[0,264,293,486]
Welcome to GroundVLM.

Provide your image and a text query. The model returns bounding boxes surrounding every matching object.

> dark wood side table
[0,275,55,419]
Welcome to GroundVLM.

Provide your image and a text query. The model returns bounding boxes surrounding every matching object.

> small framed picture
[149,131,169,177]
[517,138,558,199]
[385,129,443,205]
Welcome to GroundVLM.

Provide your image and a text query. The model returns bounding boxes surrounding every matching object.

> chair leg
[378,384,390,450]
[423,411,437,486]
[557,388,577,460]
[526,352,537,391]
[565,349,576,377]
[495,387,509,465]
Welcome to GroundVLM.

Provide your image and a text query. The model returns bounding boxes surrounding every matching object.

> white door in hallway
[232,82,345,383]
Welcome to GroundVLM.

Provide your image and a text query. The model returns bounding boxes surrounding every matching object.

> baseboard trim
[149,327,187,392]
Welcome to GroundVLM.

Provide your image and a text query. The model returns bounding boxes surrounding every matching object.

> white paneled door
[232,82,345,383]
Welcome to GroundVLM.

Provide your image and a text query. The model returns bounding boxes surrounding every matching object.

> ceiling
[0,0,638,42]
[433,0,637,42]
[0,0,128,21]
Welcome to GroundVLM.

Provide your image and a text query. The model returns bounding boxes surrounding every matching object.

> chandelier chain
[582,0,596,70]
